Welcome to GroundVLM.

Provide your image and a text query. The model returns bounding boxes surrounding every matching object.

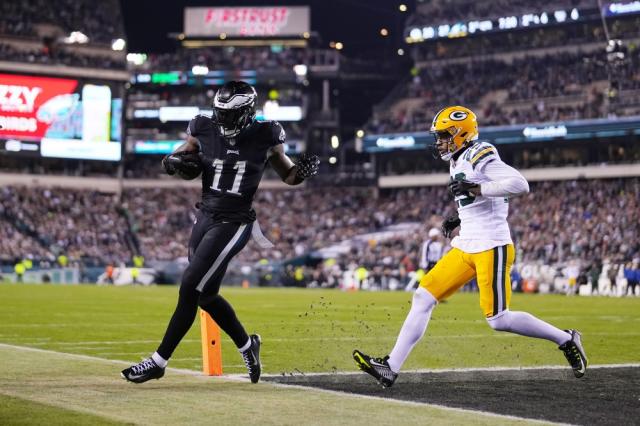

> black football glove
[295,153,320,180]
[441,213,461,238]
[162,151,202,180]
[448,179,479,197]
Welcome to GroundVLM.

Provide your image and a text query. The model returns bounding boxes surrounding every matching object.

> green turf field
[1,283,639,425]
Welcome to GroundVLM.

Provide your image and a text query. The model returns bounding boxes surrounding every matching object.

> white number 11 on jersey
[210,159,246,195]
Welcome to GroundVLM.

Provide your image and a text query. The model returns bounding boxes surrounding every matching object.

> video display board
[0,73,122,161]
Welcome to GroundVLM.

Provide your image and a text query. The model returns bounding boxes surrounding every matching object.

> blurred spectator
[0,0,124,44]
[624,260,639,296]
[0,187,131,265]
[1,179,638,283]
[0,42,125,69]
[132,46,313,73]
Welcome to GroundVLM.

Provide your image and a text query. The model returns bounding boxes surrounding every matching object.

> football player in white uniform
[353,106,588,387]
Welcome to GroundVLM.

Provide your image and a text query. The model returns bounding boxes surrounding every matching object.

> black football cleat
[353,350,397,388]
[559,329,588,378]
[121,357,165,383]
[241,334,261,383]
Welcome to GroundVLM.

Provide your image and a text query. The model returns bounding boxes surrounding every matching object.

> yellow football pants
[419,244,515,318]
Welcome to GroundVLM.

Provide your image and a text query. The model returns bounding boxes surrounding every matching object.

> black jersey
[187,115,284,223]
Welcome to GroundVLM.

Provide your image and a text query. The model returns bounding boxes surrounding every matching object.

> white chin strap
[440,140,460,161]
[440,152,454,161]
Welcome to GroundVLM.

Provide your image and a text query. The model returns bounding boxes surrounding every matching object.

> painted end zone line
[260,362,640,378]
[0,343,640,424]
[0,344,563,426]
[0,342,241,382]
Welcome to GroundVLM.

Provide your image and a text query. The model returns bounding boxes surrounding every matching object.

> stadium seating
[366,47,640,132]
[0,0,124,44]
[2,180,638,283]
[0,187,132,265]
[131,46,313,73]
[409,0,596,28]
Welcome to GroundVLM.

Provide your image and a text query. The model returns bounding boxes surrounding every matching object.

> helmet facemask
[213,104,255,138]
[432,126,463,161]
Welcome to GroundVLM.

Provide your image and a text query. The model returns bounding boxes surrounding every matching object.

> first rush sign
[0,73,78,140]
[184,6,310,37]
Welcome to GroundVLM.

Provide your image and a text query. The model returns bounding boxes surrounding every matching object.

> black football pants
[157,211,253,360]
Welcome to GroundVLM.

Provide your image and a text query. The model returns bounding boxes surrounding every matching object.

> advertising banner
[0,74,78,141]
[0,73,122,161]
[185,6,310,37]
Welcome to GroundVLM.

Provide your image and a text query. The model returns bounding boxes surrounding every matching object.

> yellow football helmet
[430,106,478,161]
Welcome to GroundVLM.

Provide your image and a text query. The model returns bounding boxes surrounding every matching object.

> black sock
[199,294,249,348]
[156,289,199,360]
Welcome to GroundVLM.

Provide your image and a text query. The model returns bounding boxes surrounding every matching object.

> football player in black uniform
[121,81,319,384]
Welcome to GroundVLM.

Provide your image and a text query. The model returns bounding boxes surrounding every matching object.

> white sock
[238,337,252,352]
[151,352,168,368]
[487,310,571,345]
[387,287,437,373]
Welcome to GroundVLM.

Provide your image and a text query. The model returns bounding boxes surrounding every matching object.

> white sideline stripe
[0,342,243,381]
[0,342,574,424]
[259,363,640,378]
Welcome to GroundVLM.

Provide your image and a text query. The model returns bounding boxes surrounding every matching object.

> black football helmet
[212,81,257,138]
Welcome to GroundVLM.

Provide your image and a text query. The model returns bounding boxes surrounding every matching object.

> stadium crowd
[132,47,313,73]
[366,48,628,134]
[2,180,638,289]
[0,42,125,69]
[0,187,131,265]
[0,0,124,44]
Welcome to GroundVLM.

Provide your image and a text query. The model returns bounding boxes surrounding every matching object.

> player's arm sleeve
[266,121,286,158]
[479,160,529,197]
[271,121,286,146]
[267,143,299,184]
[177,117,203,152]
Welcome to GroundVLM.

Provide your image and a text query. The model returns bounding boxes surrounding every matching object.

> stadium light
[302,32,310,39]
[380,28,389,36]
[63,31,89,44]
[397,48,405,56]
[331,135,339,149]
[335,42,344,50]
[356,129,365,138]
[399,4,408,12]
[111,38,126,51]
[126,53,148,66]
[192,65,209,75]
[329,156,337,164]
[293,64,308,77]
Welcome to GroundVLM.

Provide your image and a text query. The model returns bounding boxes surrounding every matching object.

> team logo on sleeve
[449,111,468,121]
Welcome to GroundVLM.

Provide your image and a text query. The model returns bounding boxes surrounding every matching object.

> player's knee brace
[486,310,513,332]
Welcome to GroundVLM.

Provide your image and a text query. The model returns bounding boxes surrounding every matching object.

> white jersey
[449,142,528,253]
